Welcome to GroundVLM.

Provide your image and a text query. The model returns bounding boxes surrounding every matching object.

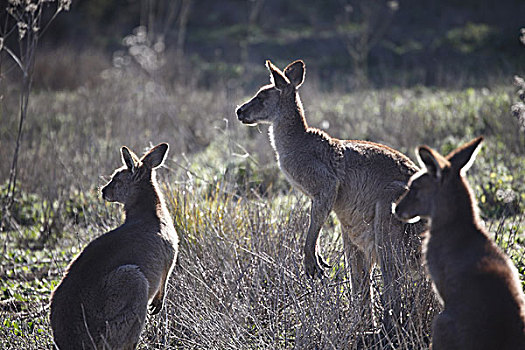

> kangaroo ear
[266,60,290,91]
[121,146,138,173]
[447,136,483,175]
[417,146,443,180]
[141,143,169,169]
[284,60,305,88]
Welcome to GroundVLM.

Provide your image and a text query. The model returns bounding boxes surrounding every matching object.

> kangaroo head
[236,60,305,125]
[394,136,483,222]
[101,143,169,205]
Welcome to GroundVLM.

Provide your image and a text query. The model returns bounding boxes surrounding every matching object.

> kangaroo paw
[149,298,163,315]
[305,252,331,278]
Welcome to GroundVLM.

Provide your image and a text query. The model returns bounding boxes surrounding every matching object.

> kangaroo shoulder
[343,140,418,174]
[304,127,345,161]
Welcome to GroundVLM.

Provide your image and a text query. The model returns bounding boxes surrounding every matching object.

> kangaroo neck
[269,93,308,154]
[124,182,165,224]
[430,179,480,237]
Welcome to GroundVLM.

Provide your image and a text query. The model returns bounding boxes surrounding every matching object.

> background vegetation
[0,0,524,349]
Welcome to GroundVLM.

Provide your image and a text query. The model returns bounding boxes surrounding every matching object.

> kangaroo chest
[271,135,342,196]
[424,233,451,289]
[424,231,475,303]
[277,160,312,196]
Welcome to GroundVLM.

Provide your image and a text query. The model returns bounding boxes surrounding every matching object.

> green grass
[0,64,524,349]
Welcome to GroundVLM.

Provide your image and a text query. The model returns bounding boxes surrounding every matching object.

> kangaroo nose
[391,202,398,215]
[236,105,245,119]
[392,202,408,220]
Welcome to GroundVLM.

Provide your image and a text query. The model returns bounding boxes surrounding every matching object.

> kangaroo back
[50,143,178,350]
[394,136,525,349]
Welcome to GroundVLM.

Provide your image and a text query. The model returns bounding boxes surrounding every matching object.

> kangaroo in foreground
[394,136,525,349]
[50,143,178,350]
[236,60,426,325]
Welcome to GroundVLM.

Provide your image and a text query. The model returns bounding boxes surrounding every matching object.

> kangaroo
[50,143,178,350]
[394,136,525,349]
[236,60,426,326]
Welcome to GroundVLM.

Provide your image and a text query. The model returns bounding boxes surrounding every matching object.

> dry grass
[126,180,439,349]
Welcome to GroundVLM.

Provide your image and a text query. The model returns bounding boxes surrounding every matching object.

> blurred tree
[0,0,70,231]
[112,0,193,79]
[240,0,265,67]
[336,0,398,88]
[4,0,525,87]
[139,0,193,67]
[511,28,525,134]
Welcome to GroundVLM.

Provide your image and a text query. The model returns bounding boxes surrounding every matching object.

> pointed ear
[284,60,305,88]
[121,146,138,173]
[447,136,483,175]
[417,146,443,180]
[266,60,289,90]
[141,143,169,169]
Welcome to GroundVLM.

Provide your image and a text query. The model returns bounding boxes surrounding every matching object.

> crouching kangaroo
[236,59,427,326]
[394,136,525,349]
[50,143,178,350]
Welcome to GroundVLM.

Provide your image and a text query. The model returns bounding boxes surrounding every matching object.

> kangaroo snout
[236,104,257,125]
[101,182,116,202]
[392,198,421,224]
[392,199,406,220]
[391,202,401,218]
[101,186,109,200]
[236,105,248,122]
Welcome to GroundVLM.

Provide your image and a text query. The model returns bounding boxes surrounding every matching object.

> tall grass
[138,181,440,349]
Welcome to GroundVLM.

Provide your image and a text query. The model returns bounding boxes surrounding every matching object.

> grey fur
[236,60,425,326]
[50,143,178,349]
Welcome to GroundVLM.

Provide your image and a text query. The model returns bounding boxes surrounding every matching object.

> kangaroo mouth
[240,118,257,126]
[392,202,417,223]
[101,188,116,202]
[237,113,257,126]
[394,210,421,224]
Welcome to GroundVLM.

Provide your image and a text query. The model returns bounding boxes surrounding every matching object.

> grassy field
[1,62,524,349]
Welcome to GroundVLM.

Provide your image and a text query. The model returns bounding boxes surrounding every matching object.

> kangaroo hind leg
[342,232,375,328]
[101,265,149,350]
[341,229,371,302]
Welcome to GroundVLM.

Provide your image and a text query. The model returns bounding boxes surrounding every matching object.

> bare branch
[2,45,24,72]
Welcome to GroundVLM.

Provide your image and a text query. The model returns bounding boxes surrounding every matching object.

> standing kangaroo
[50,143,178,350]
[394,136,525,349]
[236,60,425,324]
